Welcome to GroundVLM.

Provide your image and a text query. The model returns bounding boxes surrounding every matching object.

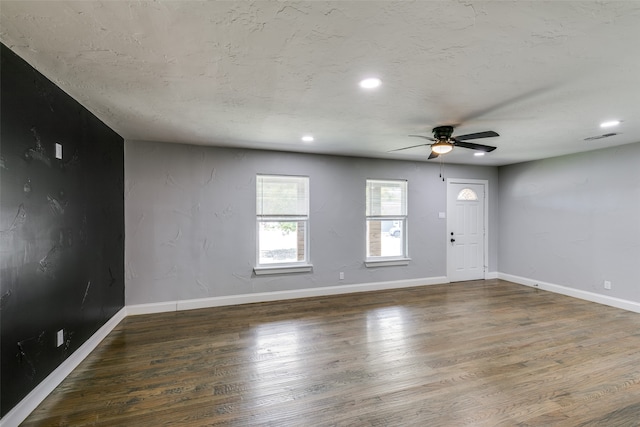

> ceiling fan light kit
[431,141,453,154]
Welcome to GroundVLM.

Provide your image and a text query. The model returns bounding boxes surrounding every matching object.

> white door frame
[446,178,490,281]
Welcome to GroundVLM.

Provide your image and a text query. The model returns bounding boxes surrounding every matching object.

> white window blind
[366,179,407,217]
[257,175,309,217]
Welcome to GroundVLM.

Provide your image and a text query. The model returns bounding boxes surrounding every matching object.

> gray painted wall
[498,142,640,302]
[125,140,498,305]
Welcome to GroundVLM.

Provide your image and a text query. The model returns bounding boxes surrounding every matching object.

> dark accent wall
[0,44,124,417]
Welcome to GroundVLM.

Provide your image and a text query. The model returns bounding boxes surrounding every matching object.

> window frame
[365,179,410,267]
[254,174,312,275]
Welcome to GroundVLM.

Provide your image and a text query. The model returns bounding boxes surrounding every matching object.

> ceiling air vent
[584,133,618,141]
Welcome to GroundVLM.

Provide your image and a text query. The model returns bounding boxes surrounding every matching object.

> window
[365,179,409,265]
[457,188,478,201]
[255,175,310,274]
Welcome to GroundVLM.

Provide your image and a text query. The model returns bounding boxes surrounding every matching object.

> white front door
[447,180,486,282]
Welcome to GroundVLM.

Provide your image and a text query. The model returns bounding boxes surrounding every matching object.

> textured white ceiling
[2,1,640,165]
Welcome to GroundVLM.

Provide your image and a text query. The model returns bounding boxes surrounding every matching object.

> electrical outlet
[56,329,64,347]
[339,272,344,280]
[604,280,612,290]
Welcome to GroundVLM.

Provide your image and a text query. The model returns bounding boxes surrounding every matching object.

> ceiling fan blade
[428,151,440,160]
[408,134,436,141]
[457,85,555,123]
[388,142,431,152]
[453,140,497,152]
[454,131,499,141]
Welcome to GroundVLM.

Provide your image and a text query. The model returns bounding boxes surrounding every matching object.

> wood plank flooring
[22,280,640,426]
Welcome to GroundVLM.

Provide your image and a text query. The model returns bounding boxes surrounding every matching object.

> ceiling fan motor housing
[433,125,454,141]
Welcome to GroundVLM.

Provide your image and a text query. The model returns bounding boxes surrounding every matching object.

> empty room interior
[2,2,640,426]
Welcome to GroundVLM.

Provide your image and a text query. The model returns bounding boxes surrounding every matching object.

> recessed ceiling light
[301,135,314,142]
[474,152,485,157]
[359,77,382,89]
[600,120,620,128]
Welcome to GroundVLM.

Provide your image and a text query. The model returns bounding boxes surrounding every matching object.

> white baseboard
[485,271,498,280]
[0,308,127,427]
[126,300,177,316]
[128,276,450,315]
[498,273,640,314]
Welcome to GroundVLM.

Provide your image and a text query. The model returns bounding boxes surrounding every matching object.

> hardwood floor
[22,280,640,426]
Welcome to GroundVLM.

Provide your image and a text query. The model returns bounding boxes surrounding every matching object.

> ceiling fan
[391,125,499,159]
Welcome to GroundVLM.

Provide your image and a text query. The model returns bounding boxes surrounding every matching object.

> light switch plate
[55,143,63,159]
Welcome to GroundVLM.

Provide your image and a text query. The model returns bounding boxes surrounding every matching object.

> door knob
[450,238,456,243]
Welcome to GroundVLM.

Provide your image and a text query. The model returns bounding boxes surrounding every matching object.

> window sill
[253,264,313,276]
[365,258,411,268]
